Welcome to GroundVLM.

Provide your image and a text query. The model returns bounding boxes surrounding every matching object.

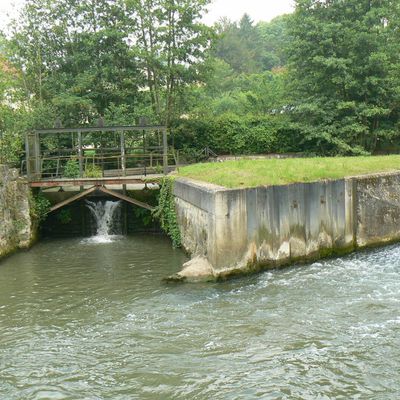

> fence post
[121,130,127,194]
[78,131,84,191]
[163,128,168,175]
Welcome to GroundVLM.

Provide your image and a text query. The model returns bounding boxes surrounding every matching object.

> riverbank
[177,155,400,188]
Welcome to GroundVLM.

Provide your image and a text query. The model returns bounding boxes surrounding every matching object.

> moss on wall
[0,165,36,260]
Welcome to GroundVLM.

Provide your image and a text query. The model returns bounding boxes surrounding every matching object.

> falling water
[85,199,122,243]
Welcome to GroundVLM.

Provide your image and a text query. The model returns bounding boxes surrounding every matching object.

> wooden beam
[25,133,31,180]
[28,176,161,187]
[163,128,168,175]
[34,125,166,134]
[120,130,126,176]
[49,186,97,213]
[97,186,154,211]
[78,130,83,178]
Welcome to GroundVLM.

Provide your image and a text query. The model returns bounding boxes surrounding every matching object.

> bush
[63,158,80,178]
[84,164,102,178]
[31,192,51,222]
[152,177,181,247]
[173,113,288,155]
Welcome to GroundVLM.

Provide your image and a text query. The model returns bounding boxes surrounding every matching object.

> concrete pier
[173,171,400,281]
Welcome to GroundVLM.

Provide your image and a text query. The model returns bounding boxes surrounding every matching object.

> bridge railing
[23,152,178,180]
[24,124,172,181]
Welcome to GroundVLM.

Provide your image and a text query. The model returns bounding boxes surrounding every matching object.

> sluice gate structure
[24,124,175,213]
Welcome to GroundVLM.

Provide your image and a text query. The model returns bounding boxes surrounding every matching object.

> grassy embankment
[178,155,400,188]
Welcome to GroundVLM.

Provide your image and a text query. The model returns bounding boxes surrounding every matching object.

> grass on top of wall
[177,155,400,188]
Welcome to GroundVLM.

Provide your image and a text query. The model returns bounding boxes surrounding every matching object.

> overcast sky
[0,0,295,30]
[204,0,294,25]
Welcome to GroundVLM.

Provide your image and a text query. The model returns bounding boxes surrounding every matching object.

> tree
[8,0,141,125]
[288,0,400,155]
[125,0,212,126]
[257,14,291,70]
[212,14,263,74]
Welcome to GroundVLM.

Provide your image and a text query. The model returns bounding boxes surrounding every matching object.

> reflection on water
[0,236,400,399]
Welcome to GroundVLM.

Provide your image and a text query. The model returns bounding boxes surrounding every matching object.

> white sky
[204,0,294,25]
[0,0,295,31]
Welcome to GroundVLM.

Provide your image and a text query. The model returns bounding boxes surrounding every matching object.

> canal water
[1,236,399,399]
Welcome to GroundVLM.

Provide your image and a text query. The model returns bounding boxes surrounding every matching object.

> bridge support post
[25,132,41,180]
[163,128,168,175]
[121,130,127,194]
[78,130,83,191]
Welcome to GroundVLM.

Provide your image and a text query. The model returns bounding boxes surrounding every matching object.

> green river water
[0,235,399,399]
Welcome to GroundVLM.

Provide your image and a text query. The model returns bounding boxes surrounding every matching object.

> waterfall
[85,200,122,243]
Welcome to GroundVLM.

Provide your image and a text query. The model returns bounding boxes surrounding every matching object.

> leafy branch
[153,177,181,248]
[30,191,51,222]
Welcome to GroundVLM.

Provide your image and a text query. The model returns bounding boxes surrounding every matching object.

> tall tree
[288,0,400,154]
[212,14,263,74]
[125,0,212,126]
[8,0,141,125]
[257,14,291,70]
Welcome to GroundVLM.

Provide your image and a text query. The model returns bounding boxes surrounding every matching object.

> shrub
[84,164,102,178]
[63,158,80,178]
[31,192,51,222]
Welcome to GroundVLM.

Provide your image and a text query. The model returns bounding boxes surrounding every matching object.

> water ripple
[1,239,400,398]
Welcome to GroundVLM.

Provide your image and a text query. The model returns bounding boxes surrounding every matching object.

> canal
[0,235,399,399]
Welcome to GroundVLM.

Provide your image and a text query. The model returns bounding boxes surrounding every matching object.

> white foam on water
[81,234,123,244]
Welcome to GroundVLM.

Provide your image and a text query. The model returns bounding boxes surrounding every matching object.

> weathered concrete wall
[173,179,217,259]
[173,172,400,281]
[355,174,400,247]
[0,165,35,260]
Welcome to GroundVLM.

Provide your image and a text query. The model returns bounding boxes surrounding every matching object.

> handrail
[28,152,177,180]
[36,153,167,161]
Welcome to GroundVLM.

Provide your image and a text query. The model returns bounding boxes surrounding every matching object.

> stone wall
[0,165,35,260]
[173,172,400,281]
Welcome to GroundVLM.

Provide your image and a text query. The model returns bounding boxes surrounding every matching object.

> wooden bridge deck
[28,174,164,188]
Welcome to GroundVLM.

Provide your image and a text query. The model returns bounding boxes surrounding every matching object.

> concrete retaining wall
[173,172,400,280]
[0,165,35,260]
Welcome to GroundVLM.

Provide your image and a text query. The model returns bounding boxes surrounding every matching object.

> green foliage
[63,158,80,178]
[31,192,51,222]
[212,14,291,73]
[257,15,292,70]
[133,207,153,227]
[84,164,102,178]
[57,208,72,225]
[3,0,400,163]
[153,177,181,248]
[287,0,400,155]
[4,0,212,128]
[0,127,24,167]
[174,113,290,155]
[212,14,263,74]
